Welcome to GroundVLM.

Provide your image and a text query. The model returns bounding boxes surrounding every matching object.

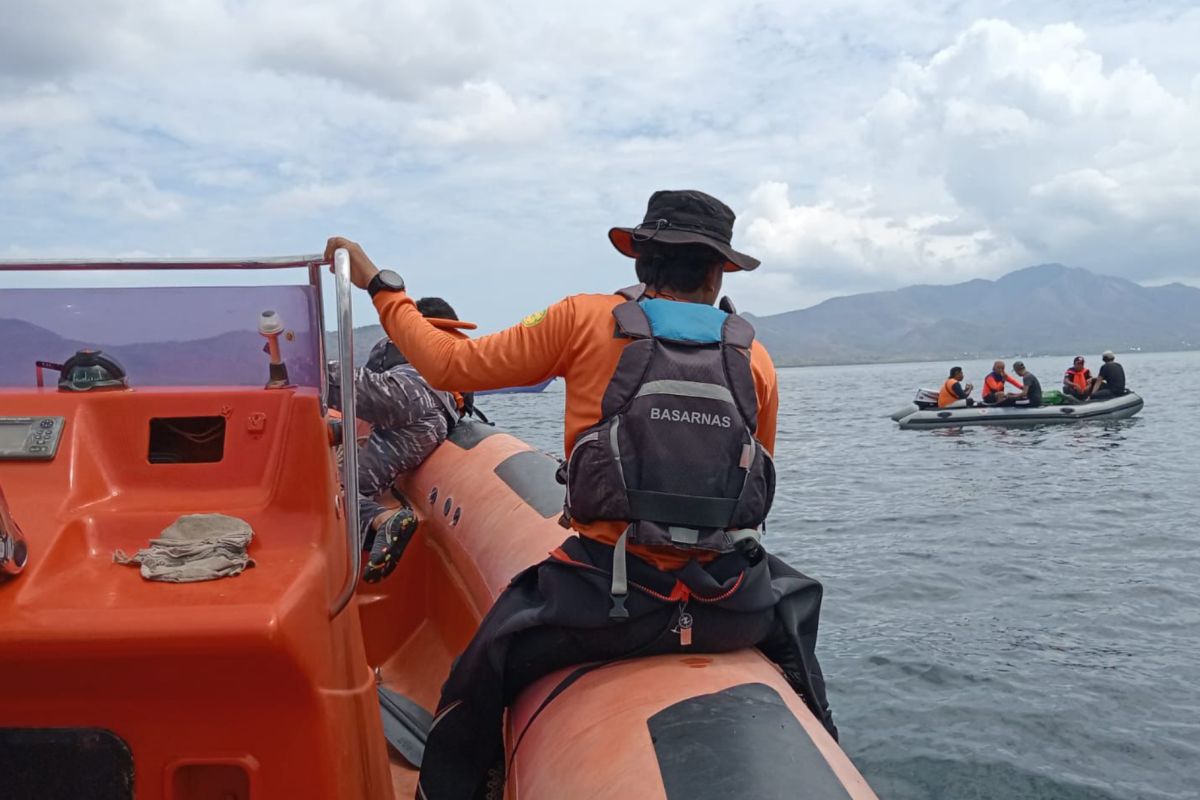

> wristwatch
[367,269,406,298]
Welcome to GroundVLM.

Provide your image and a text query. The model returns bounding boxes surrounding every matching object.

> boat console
[0,255,393,800]
[0,416,65,460]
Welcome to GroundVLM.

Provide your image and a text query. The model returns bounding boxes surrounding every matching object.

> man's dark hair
[634,242,724,293]
[416,296,458,320]
[949,366,963,378]
[1013,361,1025,371]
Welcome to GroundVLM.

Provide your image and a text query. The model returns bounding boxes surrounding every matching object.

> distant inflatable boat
[477,377,554,395]
[892,389,1144,429]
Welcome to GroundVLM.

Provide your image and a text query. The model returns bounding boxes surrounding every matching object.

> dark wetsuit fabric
[416,536,836,800]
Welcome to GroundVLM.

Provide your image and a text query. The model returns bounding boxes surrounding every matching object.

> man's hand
[324,236,380,290]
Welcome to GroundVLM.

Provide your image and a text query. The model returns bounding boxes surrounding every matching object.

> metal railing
[328,248,360,618]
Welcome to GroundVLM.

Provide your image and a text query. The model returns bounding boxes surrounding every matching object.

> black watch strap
[367,269,405,298]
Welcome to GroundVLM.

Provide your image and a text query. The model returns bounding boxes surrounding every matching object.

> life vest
[938,378,962,408]
[562,285,775,602]
[983,372,1005,397]
[1065,367,1090,393]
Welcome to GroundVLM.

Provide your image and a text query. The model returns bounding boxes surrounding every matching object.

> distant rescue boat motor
[259,310,291,389]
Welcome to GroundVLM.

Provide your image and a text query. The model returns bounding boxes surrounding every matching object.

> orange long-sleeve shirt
[373,290,780,571]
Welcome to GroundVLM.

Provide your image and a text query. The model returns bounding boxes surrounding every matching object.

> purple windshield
[0,286,322,387]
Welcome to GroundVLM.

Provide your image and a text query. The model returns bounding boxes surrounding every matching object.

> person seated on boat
[1011,361,1042,407]
[327,297,476,583]
[981,360,1022,405]
[1088,350,1126,400]
[1062,356,1096,401]
[326,189,837,799]
[938,366,974,407]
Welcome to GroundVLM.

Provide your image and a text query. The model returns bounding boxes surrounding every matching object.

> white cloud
[411,82,563,146]
[2,3,1200,327]
[740,17,1200,312]
[743,181,1023,292]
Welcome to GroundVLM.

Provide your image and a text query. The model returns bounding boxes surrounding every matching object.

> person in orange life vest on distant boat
[938,366,974,407]
[1063,356,1097,400]
[981,360,1022,405]
[325,189,836,800]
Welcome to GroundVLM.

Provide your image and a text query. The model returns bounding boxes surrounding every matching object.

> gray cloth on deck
[113,513,255,582]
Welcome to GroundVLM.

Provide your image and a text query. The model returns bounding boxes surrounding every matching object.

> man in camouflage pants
[330,297,475,582]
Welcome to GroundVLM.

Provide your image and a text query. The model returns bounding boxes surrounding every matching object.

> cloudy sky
[2,0,1199,331]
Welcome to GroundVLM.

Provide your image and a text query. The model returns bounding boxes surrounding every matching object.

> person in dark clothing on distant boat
[1012,362,1042,407]
[1089,351,1126,400]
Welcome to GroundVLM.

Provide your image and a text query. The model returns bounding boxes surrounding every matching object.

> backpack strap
[609,527,630,621]
[615,283,646,301]
[719,311,759,431]
[612,298,653,340]
[720,312,755,349]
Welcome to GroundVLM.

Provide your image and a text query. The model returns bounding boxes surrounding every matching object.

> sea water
[480,351,1199,800]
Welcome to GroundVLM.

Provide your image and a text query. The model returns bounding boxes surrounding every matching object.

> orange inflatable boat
[0,254,876,799]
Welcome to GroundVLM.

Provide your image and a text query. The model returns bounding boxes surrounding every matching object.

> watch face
[377,269,404,291]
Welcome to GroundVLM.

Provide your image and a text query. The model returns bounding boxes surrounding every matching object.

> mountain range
[324,264,1199,368]
[744,264,1200,366]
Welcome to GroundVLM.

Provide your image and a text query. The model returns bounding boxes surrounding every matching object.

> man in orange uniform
[326,190,836,800]
[981,360,1023,405]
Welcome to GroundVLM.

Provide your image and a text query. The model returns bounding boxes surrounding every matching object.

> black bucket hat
[608,189,760,272]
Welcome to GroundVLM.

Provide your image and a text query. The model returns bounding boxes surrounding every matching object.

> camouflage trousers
[355,418,447,543]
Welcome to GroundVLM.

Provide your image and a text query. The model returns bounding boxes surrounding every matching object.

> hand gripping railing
[329,248,360,618]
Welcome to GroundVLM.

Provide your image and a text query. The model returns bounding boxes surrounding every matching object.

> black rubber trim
[447,420,503,450]
[627,489,736,529]
[0,728,134,800]
[648,683,852,800]
[493,450,564,518]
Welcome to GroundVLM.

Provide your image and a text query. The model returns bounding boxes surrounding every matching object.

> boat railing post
[329,248,361,618]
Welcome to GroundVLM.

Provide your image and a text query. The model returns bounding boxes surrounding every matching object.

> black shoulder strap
[612,298,652,339]
[615,283,646,301]
[721,312,755,349]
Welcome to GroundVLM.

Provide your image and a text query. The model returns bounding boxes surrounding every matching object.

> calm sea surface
[478,350,1200,800]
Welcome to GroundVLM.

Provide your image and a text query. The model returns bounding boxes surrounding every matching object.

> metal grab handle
[330,248,361,618]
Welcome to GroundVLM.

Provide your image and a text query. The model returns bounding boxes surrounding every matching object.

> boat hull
[897,392,1143,429]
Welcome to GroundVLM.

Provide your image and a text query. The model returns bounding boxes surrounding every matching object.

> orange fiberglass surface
[0,255,877,799]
